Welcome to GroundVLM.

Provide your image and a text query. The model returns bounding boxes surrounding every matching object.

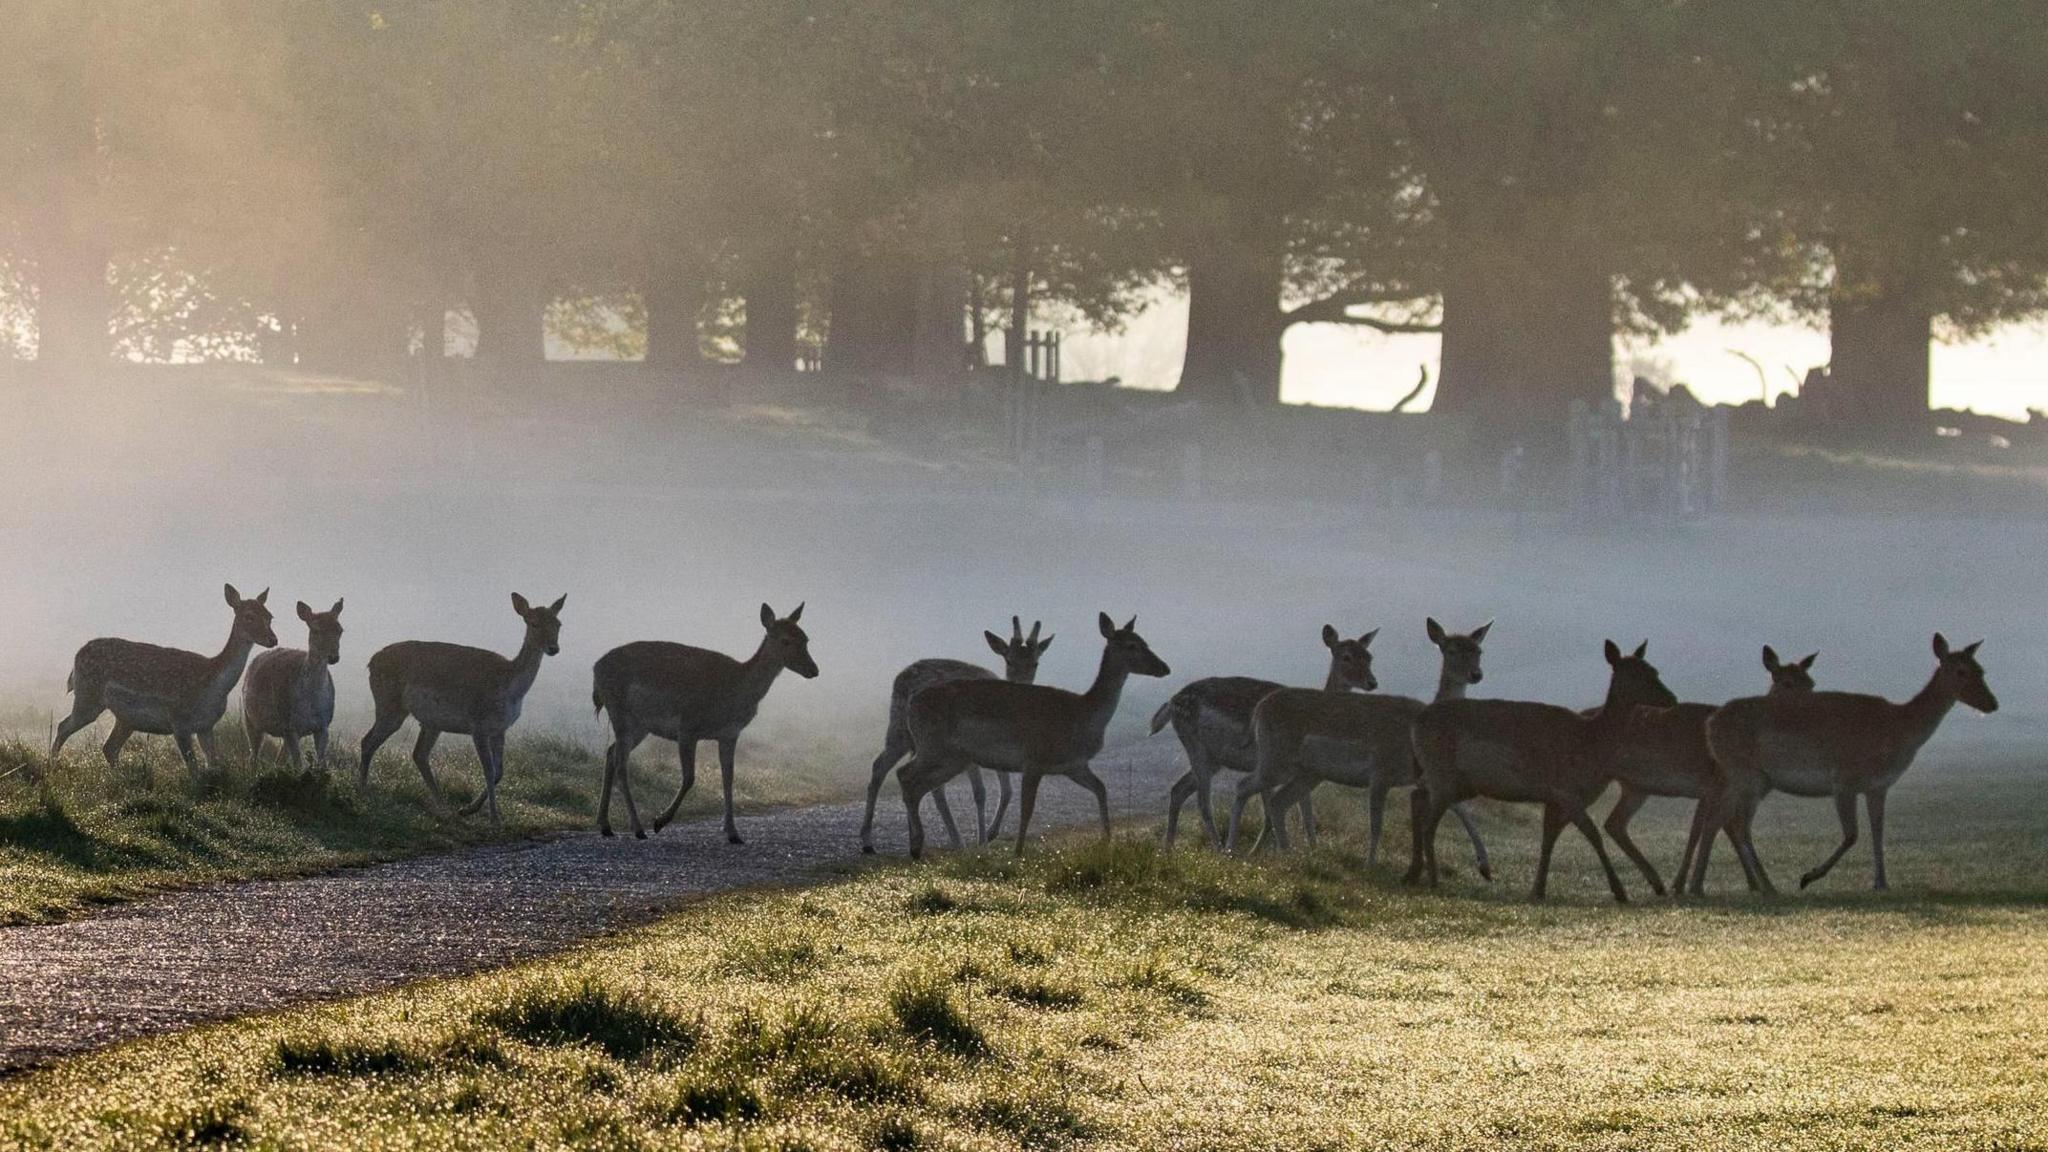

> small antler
[1012,615,1025,645]
[1027,619,1042,644]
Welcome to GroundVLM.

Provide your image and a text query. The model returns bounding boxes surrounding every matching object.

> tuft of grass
[477,978,698,1062]
[886,972,990,1057]
[664,1071,765,1126]
[903,883,959,914]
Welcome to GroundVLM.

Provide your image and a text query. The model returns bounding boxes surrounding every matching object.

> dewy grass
[2,756,2046,1150]
[0,726,853,924]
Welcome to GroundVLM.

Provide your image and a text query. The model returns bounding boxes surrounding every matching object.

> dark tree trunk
[1829,280,1931,431]
[909,265,969,387]
[1431,247,1614,430]
[644,270,707,373]
[740,247,798,378]
[826,256,917,381]
[470,264,546,373]
[1005,245,1030,376]
[32,237,110,372]
[1175,224,1286,406]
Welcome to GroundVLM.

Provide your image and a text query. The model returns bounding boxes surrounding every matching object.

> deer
[242,599,345,774]
[1406,639,1679,902]
[1238,619,1494,880]
[859,617,1052,854]
[1152,623,1377,849]
[1696,633,1998,894]
[592,602,818,843]
[1601,644,1817,898]
[50,584,279,779]
[50,578,280,774]
[357,593,565,824]
[895,613,1169,860]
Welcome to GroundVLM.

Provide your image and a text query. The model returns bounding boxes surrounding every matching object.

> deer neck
[735,637,786,710]
[1432,665,1469,704]
[204,629,260,707]
[1080,647,1134,738]
[503,630,550,703]
[1899,670,1959,751]
[296,650,330,695]
[1320,660,1352,693]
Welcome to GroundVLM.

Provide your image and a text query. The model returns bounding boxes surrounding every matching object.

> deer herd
[40,583,1999,901]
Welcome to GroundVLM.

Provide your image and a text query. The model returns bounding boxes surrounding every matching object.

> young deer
[896,613,1169,859]
[358,593,565,824]
[593,603,818,843]
[859,617,1052,854]
[242,599,345,774]
[1152,623,1377,849]
[1602,644,1816,898]
[1697,633,1997,894]
[1407,640,1678,902]
[1240,619,1495,876]
[51,584,279,778]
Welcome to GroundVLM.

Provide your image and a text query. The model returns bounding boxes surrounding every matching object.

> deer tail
[1149,697,1175,735]
[65,669,74,694]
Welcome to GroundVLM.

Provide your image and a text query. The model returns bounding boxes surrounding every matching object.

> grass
[0,723,854,925]
[1,749,2044,1150]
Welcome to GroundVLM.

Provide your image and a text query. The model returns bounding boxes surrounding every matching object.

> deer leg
[651,736,699,833]
[1251,777,1295,854]
[897,758,936,861]
[603,729,648,838]
[1165,771,1197,847]
[1799,790,1860,890]
[1726,793,1777,895]
[861,728,913,854]
[1867,790,1889,891]
[1071,764,1113,839]
[51,699,105,760]
[931,785,966,851]
[283,735,305,774]
[1676,796,1709,896]
[1366,778,1391,866]
[101,720,134,769]
[716,736,742,844]
[489,733,507,824]
[1602,786,1665,896]
[173,731,201,775]
[1566,803,1630,904]
[312,727,330,773]
[357,708,406,789]
[1014,769,1044,856]
[458,734,494,816]
[1417,789,1453,888]
[410,727,446,806]
[1189,750,1222,849]
[989,770,1012,839]
[966,767,990,845]
[1225,771,1261,853]
[1450,801,1492,881]
[1298,787,1319,847]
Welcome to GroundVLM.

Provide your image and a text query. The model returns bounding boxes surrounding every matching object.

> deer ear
[1471,621,1493,644]
[1604,639,1622,665]
[1962,640,1983,658]
[512,593,532,616]
[1426,617,1446,644]
[1123,615,1137,633]
[331,598,345,617]
[297,601,314,622]
[1359,628,1379,648]
[787,601,803,623]
[1036,634,1055,653]
[1798,652,1818,670]
[1762,644,1781,670]
[549,595,566,614]
[1933,632,1951,659]
[1099,612,1116,638]
[1632,640,1649,660]
[1322,624,1340,648]
[761,603,776,629]
[986,631,1008,656]
[224,584,241,606]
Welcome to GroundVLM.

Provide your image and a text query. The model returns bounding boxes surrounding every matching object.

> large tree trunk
[909,265,969,387]
[1431,246,1614,432]
[29,63,109,374]
[470,263,546,374]
[1828,277,1931,432]
[826,256,917,381]
[1175,230,1285,406]
[740,246,797,379]
[643,269,707,374]
[294,294,408,376]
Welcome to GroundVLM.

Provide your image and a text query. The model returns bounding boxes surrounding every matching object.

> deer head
[1427,617,1491,687]
[512,593,566,656]
[1761,644,1818,694]
[297,598,345,667]
[1320,623,1379,691]
[1932,633,1998,713]
[1098,612,1170,678]
[985,616,1053,683]
[226,584,279,649]
[1602,638,1678,710]
[761,602,819,679]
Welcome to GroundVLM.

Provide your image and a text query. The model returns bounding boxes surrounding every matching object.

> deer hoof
[727,833,745,846]
[600,826,614,839]
[861,845,876,856]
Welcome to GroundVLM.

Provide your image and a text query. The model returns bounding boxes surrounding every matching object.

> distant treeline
[2,2,2044,430]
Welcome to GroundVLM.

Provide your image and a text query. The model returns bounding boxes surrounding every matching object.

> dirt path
[0,744,1183,1071]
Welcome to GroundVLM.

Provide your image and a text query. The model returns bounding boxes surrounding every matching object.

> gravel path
[0,743,1182,1071]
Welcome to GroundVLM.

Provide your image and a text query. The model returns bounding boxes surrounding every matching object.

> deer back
[906,678,1102,768]
[594,641,759,733]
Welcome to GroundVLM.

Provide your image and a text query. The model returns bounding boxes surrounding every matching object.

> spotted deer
[242,599,345,774]
[50,584,279,778]
[1238,619,1493,879]
[1697,633,1997,894]
[593,603,818,843]
[896,613,1169,859]
[859,617,1052,854]
[1152,623,1377,849]
[358,593,565,824]
[1602,644,1816,898]
[1407,640,1678,902]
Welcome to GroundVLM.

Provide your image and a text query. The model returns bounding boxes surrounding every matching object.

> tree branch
[1282,288,1442,332]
